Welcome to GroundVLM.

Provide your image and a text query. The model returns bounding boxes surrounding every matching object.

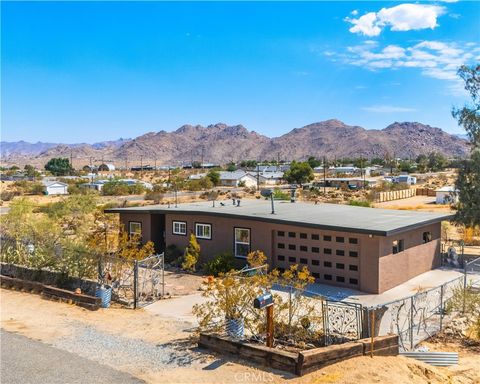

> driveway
[0,330,144,384]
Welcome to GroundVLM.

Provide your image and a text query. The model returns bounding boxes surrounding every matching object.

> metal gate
[134,253,165,308]
[322,299,363,345]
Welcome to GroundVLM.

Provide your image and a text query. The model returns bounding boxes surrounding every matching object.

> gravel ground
[53,324,204,373]
[1,330,144,384]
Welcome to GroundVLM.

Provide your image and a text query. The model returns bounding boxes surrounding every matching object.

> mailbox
[254,293,273,309]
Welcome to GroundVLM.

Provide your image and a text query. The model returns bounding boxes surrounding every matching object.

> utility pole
[154,157,157,171]
[125,155,128,172]
[256,160,260,191]
[323,156,327,195]
[140,155,143,174]
[70,150,74,175]
[201,146,204,169]
[90,157,94,182]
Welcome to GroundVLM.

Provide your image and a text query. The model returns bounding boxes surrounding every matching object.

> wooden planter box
[199,333,399,376]
[1,275,101,311]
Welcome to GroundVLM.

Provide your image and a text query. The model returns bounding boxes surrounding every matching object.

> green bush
[164,244,183,264]
[348,199,371,207]
[204,252,236,276]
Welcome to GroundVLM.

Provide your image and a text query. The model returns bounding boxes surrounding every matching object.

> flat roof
[105,200,452,236]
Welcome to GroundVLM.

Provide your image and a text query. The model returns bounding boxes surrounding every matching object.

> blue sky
[2,1,479,143]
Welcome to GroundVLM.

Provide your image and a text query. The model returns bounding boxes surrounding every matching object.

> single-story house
[42,181,69,195]
[436,186,458,205]
[248,171,284,185]
[105,200,451,294]
[313,178,376,189]
[189,171,258,187]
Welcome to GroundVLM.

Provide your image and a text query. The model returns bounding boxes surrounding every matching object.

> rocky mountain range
[0,120,469,167]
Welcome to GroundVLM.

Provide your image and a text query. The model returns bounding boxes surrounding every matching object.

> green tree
[427,152,448,172]
[24,164,38,178]
[45,158,73,176]
[226,162,237,172]
[206,170,220,186]
[307,156,321,169]
[452,64,480,148]
[283,161,314,185]
[182,233,201,272]
[416,154,428,173]
[452,64,480,227]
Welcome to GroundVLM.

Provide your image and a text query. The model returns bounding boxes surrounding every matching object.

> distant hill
[1,120,469,167]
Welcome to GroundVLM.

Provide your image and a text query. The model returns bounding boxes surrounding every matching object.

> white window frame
[234,228,250,259]
[129,221,142,238]
[195,223,212,240]
[172,221,187,235]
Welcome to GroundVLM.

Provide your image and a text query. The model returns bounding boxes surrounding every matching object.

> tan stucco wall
[377,222,441,293]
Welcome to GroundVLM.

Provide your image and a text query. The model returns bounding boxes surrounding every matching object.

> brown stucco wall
[378,222,441,293]
[117,211,442,294]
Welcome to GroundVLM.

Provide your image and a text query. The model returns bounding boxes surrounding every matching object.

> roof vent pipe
[270,193,275,214]
[237,199,241,207]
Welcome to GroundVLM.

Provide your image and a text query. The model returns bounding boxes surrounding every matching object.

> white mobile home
[42,181,69,195]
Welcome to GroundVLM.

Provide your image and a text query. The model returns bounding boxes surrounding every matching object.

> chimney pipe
[270,193,275,214]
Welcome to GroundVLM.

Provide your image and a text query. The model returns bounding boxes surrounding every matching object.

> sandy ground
[1,288,479,384]
[373,195,453,213]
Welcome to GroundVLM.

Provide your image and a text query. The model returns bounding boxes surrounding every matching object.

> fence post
[133,260,138,309]
[463,263,467,314]
[288,285,292,336]
[439,284,444,331]
[161,253,165,298]
[410,296,414,350]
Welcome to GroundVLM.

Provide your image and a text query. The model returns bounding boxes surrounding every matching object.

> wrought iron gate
[322,299,363,345]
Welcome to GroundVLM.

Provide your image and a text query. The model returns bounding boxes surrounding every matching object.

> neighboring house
[313,178,376,189]
[248,171,284,185]
[436,186,458,205]
[42,181,69,195]
[189,171,257,187]
[105,200,451,294]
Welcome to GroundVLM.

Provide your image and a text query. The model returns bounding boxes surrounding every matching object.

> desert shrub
[348,199,371,207]
[182,233,201,272]
[272,188,290,200]
[204,252,236,276]
[247,250,267,268]
[29,183,45,195]
[0,190,19,201]
[145,190,164,203]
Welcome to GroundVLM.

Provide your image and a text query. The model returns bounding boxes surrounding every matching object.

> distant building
[249,171,284,185]
[98,163,115,172]
[42,180,68,195]
[189,171,257,187]
[436,186,458,205]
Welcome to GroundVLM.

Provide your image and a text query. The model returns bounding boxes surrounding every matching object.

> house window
[324,235,332,241]
[234,228,250,258]
[336,250,345,256]
[336,236,345,243]
[300,245,308,252]
[312,272,320,278]
[324,248,332,255]
[195,223,212,240]
[278,243,285,249]
[129,222,142,239]
[288,256,296,263]
[288,244,296,250]
[392,239,405,254]
[312,260,319,266]
[172,221,186,235]
[277,255,285,261]
[423,232,432,243]
[277,231,285,237]
[349,265,358,271]
[349,278,358,285]
[349,251,358,258]
[349,238,358,244]
[324,261,332,267]
[300,258,308,264]
[288,232,296,238]
[324,274,332,281]
[311,234,320,240]
[312,247,320,253]
[336,276,345,283]
[336,263,345,270]
[300,233,307,239]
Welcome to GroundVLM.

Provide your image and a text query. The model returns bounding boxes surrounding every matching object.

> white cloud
[362,105,416,113]
[351,9,359,16]
[346,4,446,37]
[330,40,480,96]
